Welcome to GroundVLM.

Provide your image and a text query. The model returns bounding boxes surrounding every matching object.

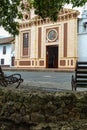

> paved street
[4,70,87,92]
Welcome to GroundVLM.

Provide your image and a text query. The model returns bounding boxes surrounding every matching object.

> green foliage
[0,0,22,36]
[71,0,87,7]
[0,0,87,36]
[33,0,86,21]
[33,0,64,21]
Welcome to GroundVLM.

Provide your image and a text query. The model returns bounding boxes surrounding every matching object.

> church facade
[15,7,79,70]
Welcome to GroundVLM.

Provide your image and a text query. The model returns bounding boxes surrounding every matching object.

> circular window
[23,13,29,20]
[47,29,57,42]
[25,14,29,19]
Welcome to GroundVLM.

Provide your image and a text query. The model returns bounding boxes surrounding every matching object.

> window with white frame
[83,22,87,32]
[1,59,4,65]
[3,46,6,54]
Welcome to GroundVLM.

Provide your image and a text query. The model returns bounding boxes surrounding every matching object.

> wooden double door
[46,46,58,68]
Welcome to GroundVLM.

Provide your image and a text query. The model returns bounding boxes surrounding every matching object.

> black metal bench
[0,66,23,88]
[71,61,87,91]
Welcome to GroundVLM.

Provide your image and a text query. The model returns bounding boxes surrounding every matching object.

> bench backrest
[75,61,87,85]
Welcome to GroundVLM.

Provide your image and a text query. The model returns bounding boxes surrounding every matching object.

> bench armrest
[71,75,76,91]
[5,73,22,79]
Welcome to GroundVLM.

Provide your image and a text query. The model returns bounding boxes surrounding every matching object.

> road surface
[4,70,86,92]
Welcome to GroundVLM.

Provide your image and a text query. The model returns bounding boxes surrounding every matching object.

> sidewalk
[3,67,74,72]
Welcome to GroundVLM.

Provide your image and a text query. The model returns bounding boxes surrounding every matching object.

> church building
[15,4,79,70]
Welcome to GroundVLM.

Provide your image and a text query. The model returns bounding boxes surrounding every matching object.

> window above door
[46,28,58,43]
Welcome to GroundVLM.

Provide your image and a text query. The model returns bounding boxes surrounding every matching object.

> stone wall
[0,88,87,130]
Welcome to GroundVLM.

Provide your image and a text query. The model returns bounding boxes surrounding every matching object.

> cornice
[19,8,80,29]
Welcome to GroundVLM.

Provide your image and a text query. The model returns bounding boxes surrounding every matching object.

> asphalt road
[4,70,86,92]
[4,71,73,83]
